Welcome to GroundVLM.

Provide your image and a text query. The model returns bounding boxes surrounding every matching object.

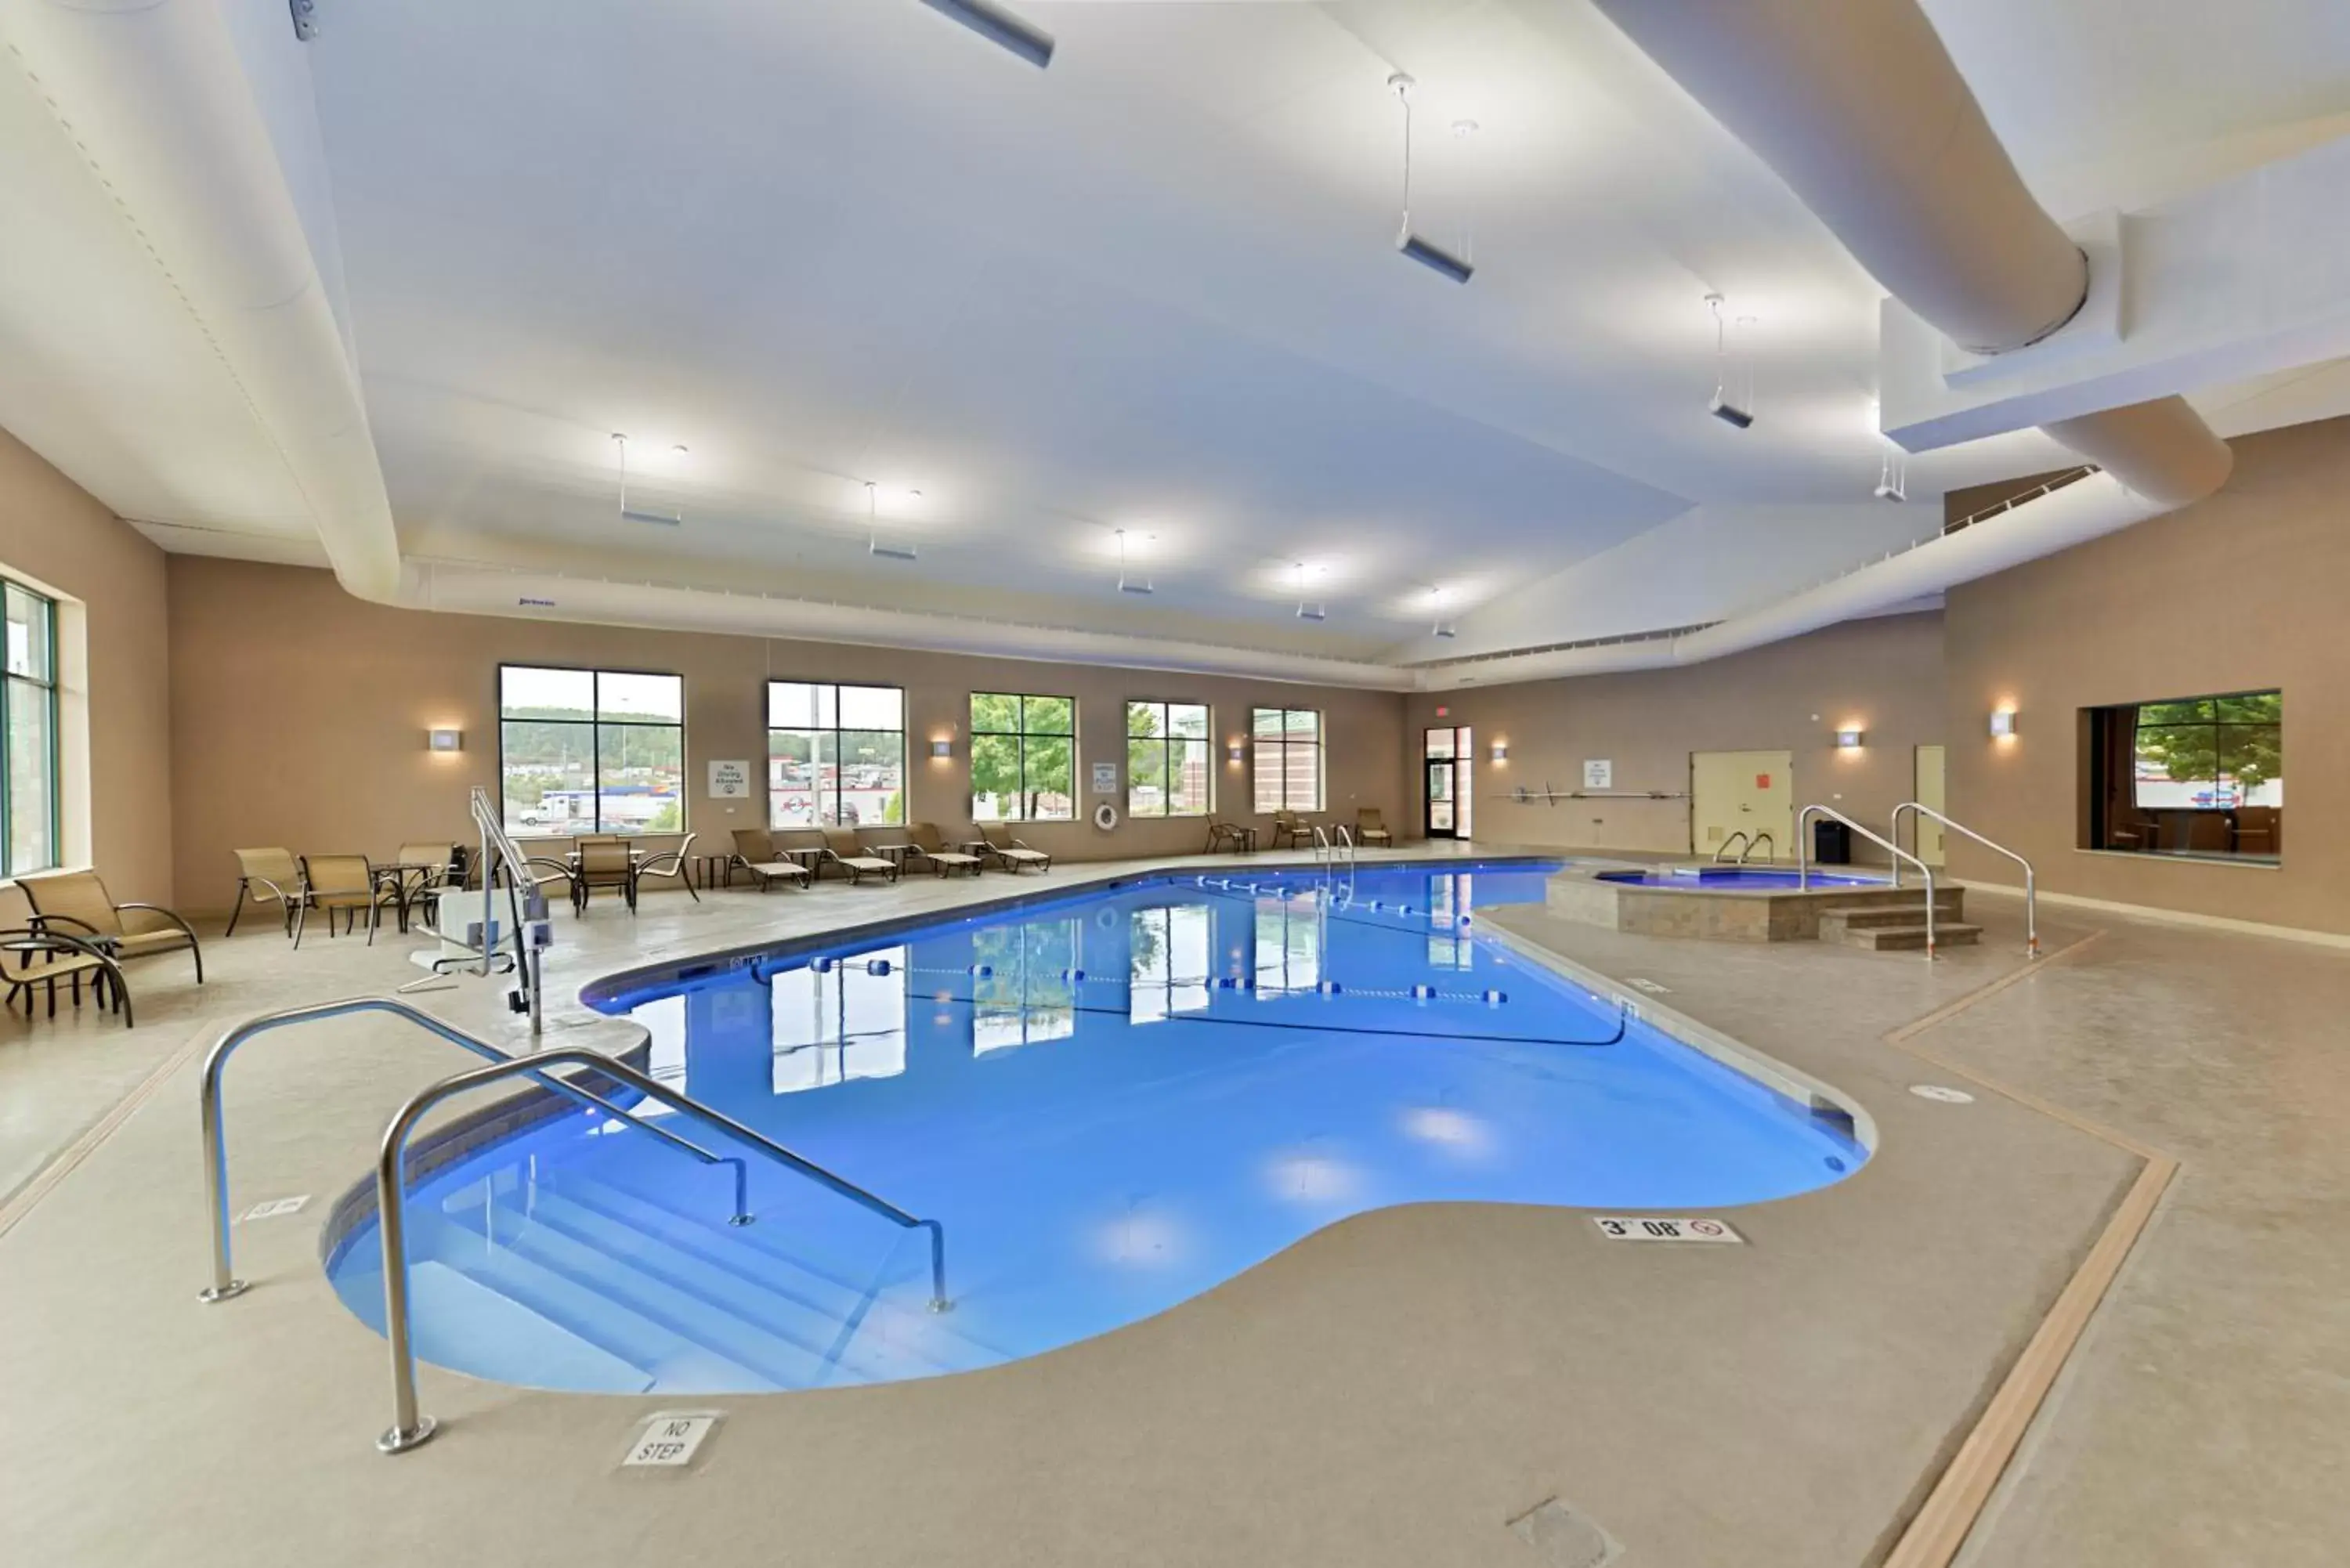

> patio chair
[1269,809,1314,849]
[381,840,456,932]
[730,829,811,894]
[819,826,900,886]
[1354,807,1393,847]
[226,847,307,938]
[573,838,637,914]
[296,854,378,947]
[902,822,985,878]
[24,869,204,984]
[631,833,700,903]
[976,825,1051,874]
[0,880,133,1024]
[1204,818,1252,854]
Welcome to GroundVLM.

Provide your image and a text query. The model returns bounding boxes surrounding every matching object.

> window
[498,666,685,836]
[767,682,906,829]
[970,692,1075,822]
[1126,700,1210,818]
[2084,690,2282,861]
[3,580,59,876]
[1251,706,1323,812]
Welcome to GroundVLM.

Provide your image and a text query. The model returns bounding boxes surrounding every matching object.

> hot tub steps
[1819,902,1981,952]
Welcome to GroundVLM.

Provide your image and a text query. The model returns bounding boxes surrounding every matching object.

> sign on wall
[1090,761,1119,796]
[1583,759,1612,790]
[707,760,751,799]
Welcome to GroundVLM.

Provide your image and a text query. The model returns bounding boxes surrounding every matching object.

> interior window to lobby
[2084,691,2282,862]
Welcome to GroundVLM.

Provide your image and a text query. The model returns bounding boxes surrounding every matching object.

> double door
[1425,727,1473,839]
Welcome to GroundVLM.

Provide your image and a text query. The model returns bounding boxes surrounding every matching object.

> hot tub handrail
[372,1046,950,1454]
[1744,832,1774,865]
[1712,830,1752,864]
[1893,802,2036,958]
[1797,805,1939,959]
[198,996,738,1305]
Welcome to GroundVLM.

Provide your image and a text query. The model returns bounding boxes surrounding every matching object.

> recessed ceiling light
[918,0,1054,68]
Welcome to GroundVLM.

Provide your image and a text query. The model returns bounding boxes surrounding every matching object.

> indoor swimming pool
[326,862,1867,1395]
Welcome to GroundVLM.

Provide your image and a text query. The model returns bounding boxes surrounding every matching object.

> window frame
[496,663,686,836]
[968,692,1078,823]
[764,680,908,830]
[1251,706,1325,813]
[1125,698,1212,819]
[2,577,61,877]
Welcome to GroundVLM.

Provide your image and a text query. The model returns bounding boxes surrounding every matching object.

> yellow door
[1914,745,1947,867]
[1690,750,1794,860]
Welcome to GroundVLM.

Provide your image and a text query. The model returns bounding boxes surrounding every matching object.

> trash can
[1812,818,1853,865]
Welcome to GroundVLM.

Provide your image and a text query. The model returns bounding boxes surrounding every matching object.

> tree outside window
[1251,706,1323,812]
[1126,700,1210,818]
[498,666,685,835]
[971,693,1076,822]
[2132,692,2283,810]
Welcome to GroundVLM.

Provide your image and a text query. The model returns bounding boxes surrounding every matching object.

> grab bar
[372,1047,950,1453]
[1797,804,1940,959]
[1311,824,1331,862]
[1712,831,1752,864]
[1893,802,2036,956]
[1744,832,1773,865]
[198,997,742,1304]
[1335,822,1357,864]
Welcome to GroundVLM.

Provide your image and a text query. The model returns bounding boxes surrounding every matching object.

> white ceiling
[3,0,2346,665]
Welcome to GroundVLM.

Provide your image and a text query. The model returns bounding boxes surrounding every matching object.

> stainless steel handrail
[1712,830,1752,864]
[1334,822,1357,863]
[467,785,547,1031]
[1745,832,1773,865]
[1798,804,1940,959]
[197,997,743,1304]
[373,1047,951,1453]
[1311,824,1331,862]
[1893,802,2037,956]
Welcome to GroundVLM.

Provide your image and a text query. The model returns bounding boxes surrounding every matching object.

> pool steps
[1818,901,1981,952]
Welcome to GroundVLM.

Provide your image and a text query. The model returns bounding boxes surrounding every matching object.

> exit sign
[1434,705,1449,717]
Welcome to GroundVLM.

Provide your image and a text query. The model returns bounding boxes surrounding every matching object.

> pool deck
[2,844,2342,1567]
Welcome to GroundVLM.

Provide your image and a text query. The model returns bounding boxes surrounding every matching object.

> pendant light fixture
[1390,74,1474,284]
[1705,294,1755,428]
[916,0,1053,68]
[1294,562,1327,622]
[1115,529,1155,594]
[611,434,682,526]
[866,482,918,561]
[1874,441,1908,502]
[1429,584,1458,638]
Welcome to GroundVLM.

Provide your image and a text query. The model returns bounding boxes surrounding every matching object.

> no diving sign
[1593,1216,1743,1244]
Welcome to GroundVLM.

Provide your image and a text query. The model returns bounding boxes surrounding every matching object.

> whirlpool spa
[325,862,1868,1394]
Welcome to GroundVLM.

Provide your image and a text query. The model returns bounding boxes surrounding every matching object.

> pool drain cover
[1506,1498,1622,1568]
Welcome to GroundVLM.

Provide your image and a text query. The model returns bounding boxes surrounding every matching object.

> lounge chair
[297,854,379,947]
[24,869,204,983]
[1354,807,1393,847]
[730,829,811,894]
[976,825,1051,874]
[0,880,133,1024]
[226,847,307,938]
[632,833,700,903]
[1269,809,1314,849]
[1204,819,1253,854]
[819,826,901,885]
[900,823,984,878]
[573,838,637,913]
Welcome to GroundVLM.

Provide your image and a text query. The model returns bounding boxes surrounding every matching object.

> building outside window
[970,692,1075,822]
[767,681,906,829]
[1126,700,1210,818]
[1251,706,1323,812]
[498,665,685,835]
[2,580,59,876]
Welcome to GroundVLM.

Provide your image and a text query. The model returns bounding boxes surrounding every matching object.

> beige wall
[0,428,173,902]
[1403,612,1949,863]
[1944,416,2350,935]
[166,558,1408,910]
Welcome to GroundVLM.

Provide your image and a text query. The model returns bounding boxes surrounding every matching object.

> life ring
[1092,801,1119,832]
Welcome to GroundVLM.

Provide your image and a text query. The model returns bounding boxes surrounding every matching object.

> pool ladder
[1712,831,1773,865]
[197,996,950,1455]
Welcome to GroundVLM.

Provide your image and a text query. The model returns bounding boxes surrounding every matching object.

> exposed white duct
[1592,0,2232,511]
[1414,471,2159,689]
[0,0,414,605]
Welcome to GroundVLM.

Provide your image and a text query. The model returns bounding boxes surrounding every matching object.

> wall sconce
[1834,727,1865,750]
[425,728,463,753]
[1227,741,1246,764]
[930,738,954,758]
[1989,709,2017,739]
[1490,740,1509,762]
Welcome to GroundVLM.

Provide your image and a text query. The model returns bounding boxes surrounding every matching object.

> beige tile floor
[0,847,2341,1566]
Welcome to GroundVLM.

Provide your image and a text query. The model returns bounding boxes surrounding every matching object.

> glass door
[1423,727,1471,840]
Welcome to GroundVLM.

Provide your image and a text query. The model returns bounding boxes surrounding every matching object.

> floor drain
[1506,1498,1623,1568]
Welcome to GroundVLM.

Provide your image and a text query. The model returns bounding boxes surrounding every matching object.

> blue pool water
[1597,866,1886,890]
[327,862,1865,1394]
